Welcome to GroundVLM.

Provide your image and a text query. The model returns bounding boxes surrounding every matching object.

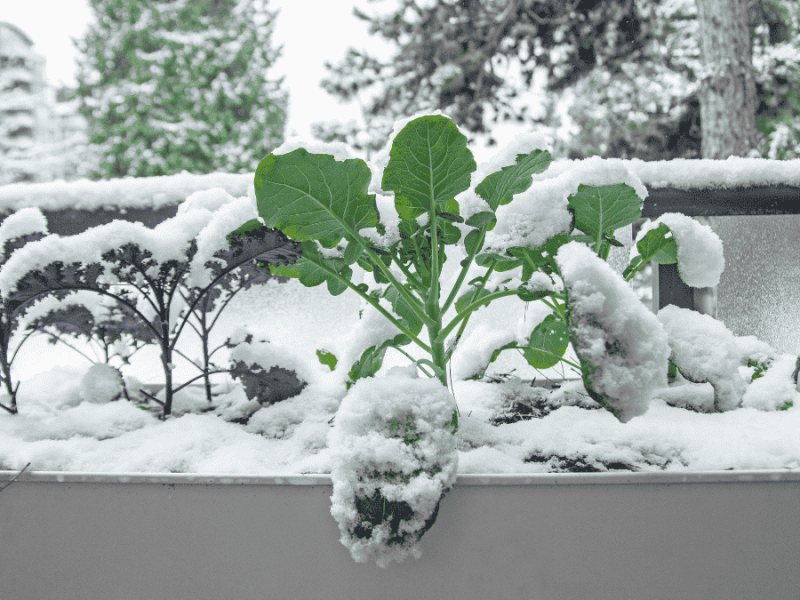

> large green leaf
[254,148,379,249]
[568,183,643,245]
[382,115,476,221]
[475,149,552,211]
[522,314,570,369]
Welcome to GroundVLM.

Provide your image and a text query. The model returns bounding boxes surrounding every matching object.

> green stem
[356,239,434,329]
[309,254,433,355]
[444,261,496,362]
[441,228,487,315]
[437,288,520,344]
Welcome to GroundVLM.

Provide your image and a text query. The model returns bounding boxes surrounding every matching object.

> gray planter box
[1,470,798,600]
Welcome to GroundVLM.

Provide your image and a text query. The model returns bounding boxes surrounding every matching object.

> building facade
[0,21,89,184]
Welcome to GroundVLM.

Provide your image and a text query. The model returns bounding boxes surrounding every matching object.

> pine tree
[74,0,288,179]
[313,0,799,161]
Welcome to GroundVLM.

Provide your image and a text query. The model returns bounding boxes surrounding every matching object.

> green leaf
[316,349,338,371]
[475,149,552,211]
[382,115,476,221]
[622,255,643,280]
[346,334,410,389]
[568,183,643,244]
[254,148,379,249]
[268,263,300,278]
[465,211,497,230]
[464,229,484,256]
[342,238,363,265]
[475,252,521,271]
[383,284,424,336]
[636,223,678,265]
[516,287,553,302]
[289,241,352,296]
[440,220,462,245]
[522,314,570,369]
[455,286,492,314]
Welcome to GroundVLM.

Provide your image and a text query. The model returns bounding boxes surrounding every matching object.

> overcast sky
[3,0,551,162]
[2,0,397,139]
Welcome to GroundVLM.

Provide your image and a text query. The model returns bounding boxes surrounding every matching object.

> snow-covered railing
[0,172,252,235]
[0,158,798,350]
[643,182,800,314]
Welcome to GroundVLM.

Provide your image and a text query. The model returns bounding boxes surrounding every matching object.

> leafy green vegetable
[246,113,723,424]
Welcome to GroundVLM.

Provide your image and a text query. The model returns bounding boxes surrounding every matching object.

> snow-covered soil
[1,274,798,476]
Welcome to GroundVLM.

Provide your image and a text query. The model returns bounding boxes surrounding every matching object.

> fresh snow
[0,121,799,477]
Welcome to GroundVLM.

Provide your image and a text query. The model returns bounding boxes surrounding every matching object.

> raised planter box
[1,469,798,600]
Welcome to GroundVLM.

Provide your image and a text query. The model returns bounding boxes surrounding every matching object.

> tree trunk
[692,0,761,319]
[694,0,761,159]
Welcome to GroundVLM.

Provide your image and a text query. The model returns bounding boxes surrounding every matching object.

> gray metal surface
[1,470,798,600]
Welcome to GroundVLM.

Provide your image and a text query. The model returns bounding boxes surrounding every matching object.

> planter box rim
[2,469,798,486]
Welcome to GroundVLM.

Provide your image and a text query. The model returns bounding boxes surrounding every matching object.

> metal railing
[642,184,800,316]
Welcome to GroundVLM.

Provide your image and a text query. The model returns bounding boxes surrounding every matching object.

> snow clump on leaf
[634,213,724,287]
[555,241,670,422]
[657,305,747,412]
[328,368,458,567]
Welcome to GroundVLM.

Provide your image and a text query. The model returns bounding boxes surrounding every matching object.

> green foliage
[316,349,338,371]
[249,113,688,423]
[74,0,288,178]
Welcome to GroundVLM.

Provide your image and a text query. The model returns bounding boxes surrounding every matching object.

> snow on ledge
[2,470,798,486]
[0,172,253,213]
[0,158,798,215]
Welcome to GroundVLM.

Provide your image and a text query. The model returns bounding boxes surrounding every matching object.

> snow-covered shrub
[657,305,747,412]
[555,241,671,423]
[79,363,124,404]
[328,366,458,567]
[0,207,49,415]
[0,189,300,417]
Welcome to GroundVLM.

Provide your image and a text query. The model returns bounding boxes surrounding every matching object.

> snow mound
[80,363,124,404]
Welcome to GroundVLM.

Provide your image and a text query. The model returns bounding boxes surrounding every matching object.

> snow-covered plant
[0,208,50,414]
[247,113,728,424]
[657,304,747,412]
[21,291,154,367]
[17,291,151,404]
[328,366,458,567]
[223,325,307,406]
[0,192,300,418]
[144,187,301,404]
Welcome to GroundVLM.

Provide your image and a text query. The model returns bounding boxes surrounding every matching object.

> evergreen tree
[74,0,288,179]
[313,0,799,161]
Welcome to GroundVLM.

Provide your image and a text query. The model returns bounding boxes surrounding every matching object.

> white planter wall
[1,470,798,600]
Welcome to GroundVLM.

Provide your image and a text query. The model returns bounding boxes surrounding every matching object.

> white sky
[1,0,396,139]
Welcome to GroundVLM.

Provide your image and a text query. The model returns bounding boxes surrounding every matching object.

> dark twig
[0,462,31,493]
